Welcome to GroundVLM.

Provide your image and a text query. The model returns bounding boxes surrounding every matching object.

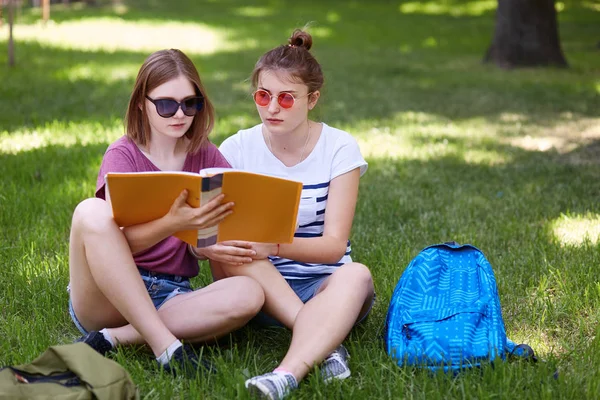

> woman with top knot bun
[210,29,376,399]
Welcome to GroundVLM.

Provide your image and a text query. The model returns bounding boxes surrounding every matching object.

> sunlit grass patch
[0,18,241,55]
[501,116,600,164]
[214,114,259,138]
[1,1,599,398]
[583,1,600,12]
[346,112,514,164]
[57,62,138,84]
[0,120,122,154]
[398,0,497,16]
[233,6,274,18]
[509,328,562,358]
[552,213,600,246]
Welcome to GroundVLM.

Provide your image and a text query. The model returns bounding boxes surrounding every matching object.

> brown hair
[125,49,214,153]
[251,29,324,94]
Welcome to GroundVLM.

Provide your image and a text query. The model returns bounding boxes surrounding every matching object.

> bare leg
[69,198,177,357]
[277,263,374,381]
[104,276,264,345]
[212,259,374,382]
[211,259,304,329]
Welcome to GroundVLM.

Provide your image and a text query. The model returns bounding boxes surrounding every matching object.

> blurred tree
[42,0,49,23]
[8,0,14,66]
[484,0,568,68]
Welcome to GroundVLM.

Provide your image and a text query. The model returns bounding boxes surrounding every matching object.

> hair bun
[288,29,313,51]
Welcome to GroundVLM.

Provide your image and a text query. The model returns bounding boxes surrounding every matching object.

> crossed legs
[212,259,374,381]
[68,198,264,357]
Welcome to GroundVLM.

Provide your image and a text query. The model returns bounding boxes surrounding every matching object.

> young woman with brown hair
[67,49,264,375]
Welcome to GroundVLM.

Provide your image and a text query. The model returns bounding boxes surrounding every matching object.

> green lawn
[1,0,600,398]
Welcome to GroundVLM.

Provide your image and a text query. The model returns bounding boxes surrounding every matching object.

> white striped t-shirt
[219,123,367,280]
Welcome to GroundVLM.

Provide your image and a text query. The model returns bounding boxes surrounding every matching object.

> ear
[308,90,320,110]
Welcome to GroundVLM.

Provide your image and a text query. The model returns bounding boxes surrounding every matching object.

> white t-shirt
[219,122,368,280]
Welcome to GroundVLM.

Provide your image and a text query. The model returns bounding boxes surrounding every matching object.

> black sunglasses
[145,95,204,118]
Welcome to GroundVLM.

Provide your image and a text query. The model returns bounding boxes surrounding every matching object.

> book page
[215,171,302,244]
[199,167,237,177]
[106,170,302,248]
[196,175,224,247]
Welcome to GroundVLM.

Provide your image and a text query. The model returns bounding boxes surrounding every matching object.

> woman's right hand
[166,190,234,231]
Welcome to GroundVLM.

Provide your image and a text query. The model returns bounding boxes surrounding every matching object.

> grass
[1,0,600,398]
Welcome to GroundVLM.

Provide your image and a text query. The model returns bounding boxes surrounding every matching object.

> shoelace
[273,373,293,396]
[325,350,345,364]
[253,373,295,398]
[272,373,290,397]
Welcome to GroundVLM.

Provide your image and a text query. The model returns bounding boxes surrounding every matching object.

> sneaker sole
[323,369,351,383]
[245,380,278,400]
[322,347,351,383]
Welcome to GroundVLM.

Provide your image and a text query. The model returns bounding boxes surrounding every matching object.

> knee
[225,276,265,319]
[338,263,373,293]
[72,198,115,234]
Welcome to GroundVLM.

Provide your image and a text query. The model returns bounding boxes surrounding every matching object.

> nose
[267,96,280,113]
[173,104,186,118]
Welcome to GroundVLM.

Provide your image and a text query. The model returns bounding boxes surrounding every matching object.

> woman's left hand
[249,242,279,260]
[199,241,257,265]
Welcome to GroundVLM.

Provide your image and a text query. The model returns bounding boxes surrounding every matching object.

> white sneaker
[245,371,298,400]
[320,344,351,382]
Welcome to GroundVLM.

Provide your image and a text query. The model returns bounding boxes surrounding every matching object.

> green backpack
[0,342,138,399]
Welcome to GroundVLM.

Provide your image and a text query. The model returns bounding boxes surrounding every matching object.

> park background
[1,0,599,398]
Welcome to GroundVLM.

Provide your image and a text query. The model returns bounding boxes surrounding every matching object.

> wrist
[188,244,208,260]
[273,243,280,257]
[162,213,183,235]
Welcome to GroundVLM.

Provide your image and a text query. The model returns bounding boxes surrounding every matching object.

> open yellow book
[105,168,302,247]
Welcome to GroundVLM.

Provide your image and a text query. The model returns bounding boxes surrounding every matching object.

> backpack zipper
[402,324,412,340]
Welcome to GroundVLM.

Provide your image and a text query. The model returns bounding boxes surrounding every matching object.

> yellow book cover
[105,169,302,247]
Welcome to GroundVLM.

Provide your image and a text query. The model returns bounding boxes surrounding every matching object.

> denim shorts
[251,274,376,327]
[68,268,193,335]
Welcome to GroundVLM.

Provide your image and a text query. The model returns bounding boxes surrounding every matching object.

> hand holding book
[193,240,258,266]
[105,169,302,248]
[166,190,233,233]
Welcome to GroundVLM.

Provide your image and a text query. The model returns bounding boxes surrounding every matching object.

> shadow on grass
[2,133,599,338]
[0,142,105,253]
[1,0,599,134]
[1,2,599,390]
[1,120,599,397]
[350,134,599,342]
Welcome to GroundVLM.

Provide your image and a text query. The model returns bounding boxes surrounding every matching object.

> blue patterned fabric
[385,242,522,372]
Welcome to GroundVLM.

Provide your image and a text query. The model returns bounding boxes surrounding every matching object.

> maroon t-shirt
[95,136,230,277]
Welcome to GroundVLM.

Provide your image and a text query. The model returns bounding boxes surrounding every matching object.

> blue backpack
[385,242,534,372]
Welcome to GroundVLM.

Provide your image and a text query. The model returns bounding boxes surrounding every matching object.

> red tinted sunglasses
[253,89,312,109]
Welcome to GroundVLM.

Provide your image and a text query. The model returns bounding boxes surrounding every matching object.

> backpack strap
[2,367,82,387]
[423,242,484,253]
[443,241,460,247]
[12,343,138,400]
[506,340,538,362]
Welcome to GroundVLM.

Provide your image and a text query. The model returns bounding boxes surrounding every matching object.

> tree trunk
[484,0,568,68]
[42,0,49,23]
[8,0,15,67]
